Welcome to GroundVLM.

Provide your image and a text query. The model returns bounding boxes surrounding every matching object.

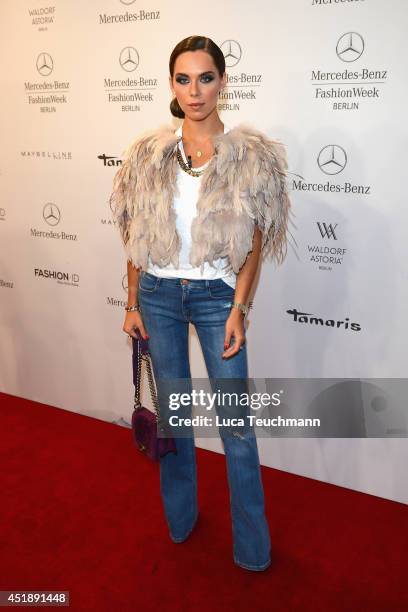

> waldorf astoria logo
[28,6,56,30]
[218,39,263,113]
[34,268,80,287]
[30,204,78,241]
[104,48,158,113]
[24,52,70,113]
[307,221,348,272]
[311,32,388,111]
[286,308,361,332]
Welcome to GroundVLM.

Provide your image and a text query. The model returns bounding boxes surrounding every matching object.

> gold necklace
[176,139,206,177]
[181,133,212,161]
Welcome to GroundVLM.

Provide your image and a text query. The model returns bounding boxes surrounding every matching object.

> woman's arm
[123,261,149,340]
[222,225,262,359]
[126,260,140,308]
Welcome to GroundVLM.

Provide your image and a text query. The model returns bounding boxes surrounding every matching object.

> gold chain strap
[134,340,166,429]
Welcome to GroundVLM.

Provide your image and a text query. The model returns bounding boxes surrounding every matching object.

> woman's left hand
[222,308,246,359]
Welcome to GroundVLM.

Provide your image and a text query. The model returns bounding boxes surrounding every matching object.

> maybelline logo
[0,208,5,220]
[293,145,371,194]
[28,6,56,27]
[311,32,388,110]
[287,308,361,331]
[30,204,78,240]
[308,222,347,271]
[218,40,262,112]
[25,53,70,111]
[34,268,79,286]
[21,150,72,160]
[105,48,157,112]
[0,279,14,289]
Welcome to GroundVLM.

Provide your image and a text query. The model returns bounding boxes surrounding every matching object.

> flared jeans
[138,271,271,570]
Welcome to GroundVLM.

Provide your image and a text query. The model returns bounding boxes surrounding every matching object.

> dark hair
[169,36,226,119]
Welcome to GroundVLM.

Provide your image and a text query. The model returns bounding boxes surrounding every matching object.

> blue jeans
[138,271,271,571]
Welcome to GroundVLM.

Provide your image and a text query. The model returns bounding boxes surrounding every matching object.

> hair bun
[170,97,185,119]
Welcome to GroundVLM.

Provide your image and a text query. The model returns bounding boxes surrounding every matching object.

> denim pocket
[138,272,159,293]
[208,279,235,299]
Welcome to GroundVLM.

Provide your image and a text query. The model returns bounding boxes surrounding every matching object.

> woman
[110,35,292,571]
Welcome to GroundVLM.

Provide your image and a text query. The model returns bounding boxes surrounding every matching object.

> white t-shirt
[146,124,237,289]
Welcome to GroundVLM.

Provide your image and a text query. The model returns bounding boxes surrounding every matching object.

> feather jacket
[109,123,293,274]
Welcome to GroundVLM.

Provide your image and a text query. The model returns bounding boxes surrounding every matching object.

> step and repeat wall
[1,1,407,503]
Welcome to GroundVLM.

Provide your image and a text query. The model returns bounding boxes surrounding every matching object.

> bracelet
[231,302,249,316]
[125,304,141,312]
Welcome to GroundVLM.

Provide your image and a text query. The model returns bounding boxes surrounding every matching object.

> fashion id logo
[34,268,80,287]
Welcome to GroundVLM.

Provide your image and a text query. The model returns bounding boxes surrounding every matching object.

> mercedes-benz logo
[336,32,364,63]
[43,203,61,226]
[220,40,242,68]
[120,0,136,4]
[119,47,140,72]
[317,145,347,175]
[36,52,53,76]
[122,273,128,292]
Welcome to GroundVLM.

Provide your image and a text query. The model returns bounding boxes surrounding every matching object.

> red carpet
[0,391,406,611]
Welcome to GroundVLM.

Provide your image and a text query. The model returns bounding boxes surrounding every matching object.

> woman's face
[169,50,226,121]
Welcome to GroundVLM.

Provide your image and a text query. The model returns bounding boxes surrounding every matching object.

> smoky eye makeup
[175,71,216,83]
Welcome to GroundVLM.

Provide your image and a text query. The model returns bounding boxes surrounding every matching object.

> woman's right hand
[123,311,149,340]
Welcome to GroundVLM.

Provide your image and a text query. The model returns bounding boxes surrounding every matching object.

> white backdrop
[1,0,407,503]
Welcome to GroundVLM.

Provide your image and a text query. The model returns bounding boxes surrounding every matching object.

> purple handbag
[131,331,177,461]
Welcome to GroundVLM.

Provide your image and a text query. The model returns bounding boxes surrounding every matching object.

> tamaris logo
[34,268,79,287]
[287,308,361,331]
